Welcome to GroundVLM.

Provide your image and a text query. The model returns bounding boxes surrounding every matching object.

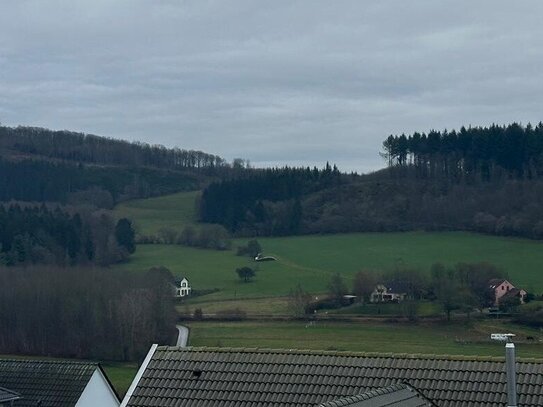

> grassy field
[331,301,442,316]
[179,296,291,316]
[113,190,543,318]
[114,190,199,235]
[102,362,138,397]
[187,319,543,359]
[116,230,543,305]
[256,232,543,293]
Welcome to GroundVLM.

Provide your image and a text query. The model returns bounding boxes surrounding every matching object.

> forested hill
[0,125,224,170]
[199,122,543,240]
[382,122,543,180]
[0,125,230,206]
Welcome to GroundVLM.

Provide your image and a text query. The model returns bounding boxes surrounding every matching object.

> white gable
[75,368,119,407]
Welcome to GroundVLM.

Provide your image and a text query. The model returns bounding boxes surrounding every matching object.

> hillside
[113,191,543,305]
[0,125,225,206]
[198,123,543,240]
[0,125,224,170]
[114,190,200,235]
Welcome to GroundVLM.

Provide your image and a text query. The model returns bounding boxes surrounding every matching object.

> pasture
[116,230,543,304]
[114,190,199,235]
[114,191,543,315]
[187,320,543,359]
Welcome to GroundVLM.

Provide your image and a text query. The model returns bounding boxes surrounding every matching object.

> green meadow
[109,190,543,366]
[115,231,543,302]
[187,319,543,359]
[114,190,200,235]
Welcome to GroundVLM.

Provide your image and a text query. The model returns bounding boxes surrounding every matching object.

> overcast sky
[1,1,542,172]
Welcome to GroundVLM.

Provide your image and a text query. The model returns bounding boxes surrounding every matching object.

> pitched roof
[316,383,435,407]
[374,283,408,294]
[123,346,543,407]
[174,277,189,287]
[0,359,100,406]
[488,278,508,288]
[502,288,526,298]
[0,386,21,403]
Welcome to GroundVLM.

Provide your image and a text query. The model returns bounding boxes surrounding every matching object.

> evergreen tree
[115,218,136,254]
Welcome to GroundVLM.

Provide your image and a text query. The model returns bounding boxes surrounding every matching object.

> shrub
[215,308,247,320]
[193,308,204,320]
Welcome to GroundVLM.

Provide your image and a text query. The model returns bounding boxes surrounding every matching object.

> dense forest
[0,124,228,266]
[0,157,200,206]
[0,266,176,361]
[0,125,231,205]
[199,122,543,240]
[199,163,344,234]
[0,204,135,266]
[381,122,543,180]
[0,125,224,171]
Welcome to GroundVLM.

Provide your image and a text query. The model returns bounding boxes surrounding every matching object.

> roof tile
[125,347,543,407]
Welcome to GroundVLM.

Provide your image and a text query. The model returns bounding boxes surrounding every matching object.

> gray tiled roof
[316,383,435,407]
[125,346,543,407]
[0,386,21,403]
[0,359,98,406]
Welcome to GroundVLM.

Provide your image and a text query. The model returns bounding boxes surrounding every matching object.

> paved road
[176,325,189,347]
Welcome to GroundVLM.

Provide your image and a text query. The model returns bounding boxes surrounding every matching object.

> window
[502,286,505,291]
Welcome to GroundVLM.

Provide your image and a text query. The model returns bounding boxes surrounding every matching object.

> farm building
[370,283,407,303]
[172,277,192,298]
[120,345,543,407]
[0,359,120,407]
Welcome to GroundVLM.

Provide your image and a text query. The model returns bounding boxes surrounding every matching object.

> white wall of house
[174,278,192,297]
[370,285,406,303]
[75,369,119,407]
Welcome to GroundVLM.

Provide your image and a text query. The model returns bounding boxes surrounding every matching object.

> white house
[172,277,192,298]
[370,284,407,303]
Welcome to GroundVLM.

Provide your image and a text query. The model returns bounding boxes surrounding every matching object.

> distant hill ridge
[0,125,230,206]
[0,125,225,170]
[198,122,543,240]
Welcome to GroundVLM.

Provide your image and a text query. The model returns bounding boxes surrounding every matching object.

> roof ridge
[0,358,99,366]
[156,345,543,362]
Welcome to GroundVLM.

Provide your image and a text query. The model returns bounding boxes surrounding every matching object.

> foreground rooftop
[122,346,543,407]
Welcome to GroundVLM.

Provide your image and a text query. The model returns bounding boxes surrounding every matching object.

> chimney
[490,333,517,407]
[505,342,517,407]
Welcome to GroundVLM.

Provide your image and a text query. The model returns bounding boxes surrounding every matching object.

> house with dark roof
[120,345,543,407]
[316,383,436,407]
[370,283,407,303]
[0,387,21,406]
[488,278,526,306]
[0,359,120,407]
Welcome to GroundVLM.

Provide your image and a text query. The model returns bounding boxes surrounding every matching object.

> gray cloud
[1,0,542,172]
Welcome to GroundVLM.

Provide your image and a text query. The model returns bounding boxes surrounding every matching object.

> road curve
[176,325,189,347]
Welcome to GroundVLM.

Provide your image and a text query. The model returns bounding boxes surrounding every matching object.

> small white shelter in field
[172,277,192,298]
